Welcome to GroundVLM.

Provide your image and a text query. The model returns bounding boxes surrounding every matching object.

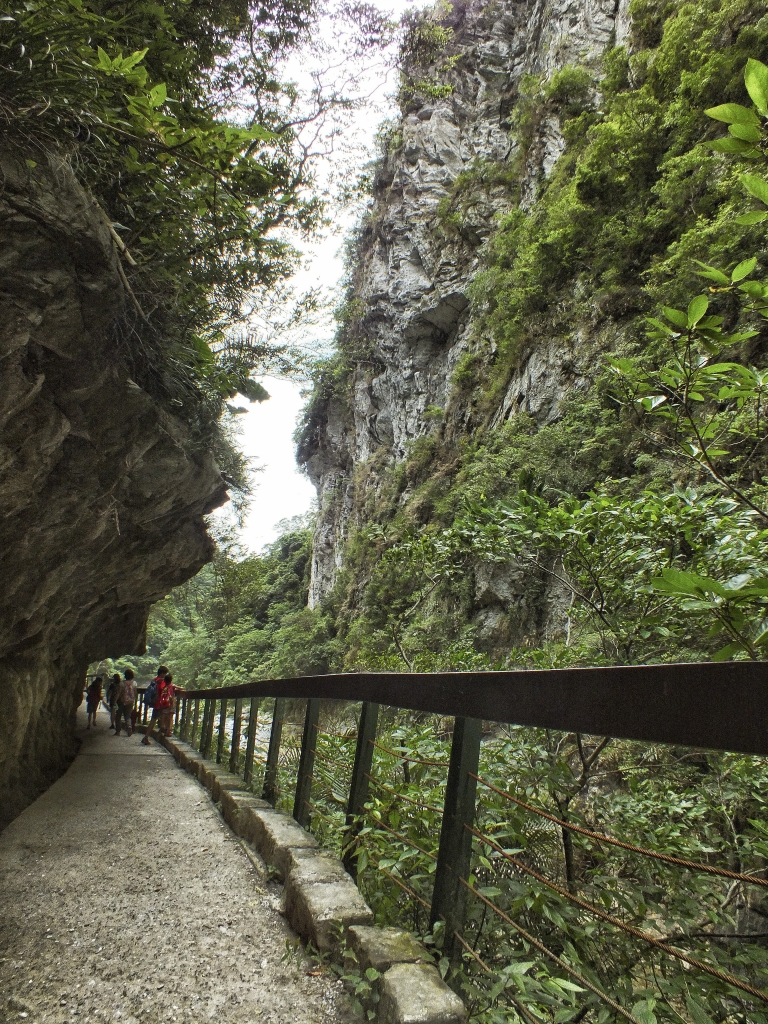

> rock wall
[0,148,228,828]
[302,0,630,608]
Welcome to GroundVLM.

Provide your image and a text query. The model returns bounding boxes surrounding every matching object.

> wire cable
[468,826,768,1005]
[365,809,438,861]
[459,878,644,1024]
[371,739,449,768]
[364,772,444,812]
[471,773,768,889]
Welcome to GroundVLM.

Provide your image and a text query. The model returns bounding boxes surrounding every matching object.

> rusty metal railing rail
[131,661,768,1019]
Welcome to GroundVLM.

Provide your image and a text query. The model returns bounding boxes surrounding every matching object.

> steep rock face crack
[0,709,352,1024]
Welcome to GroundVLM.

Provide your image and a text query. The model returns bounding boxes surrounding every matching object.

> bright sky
[219,0,430,553]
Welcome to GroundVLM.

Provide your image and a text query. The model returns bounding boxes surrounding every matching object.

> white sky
[218,0,430,553]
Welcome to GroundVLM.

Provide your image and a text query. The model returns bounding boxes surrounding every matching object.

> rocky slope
[301,0,630,610]
[0,148,227,827]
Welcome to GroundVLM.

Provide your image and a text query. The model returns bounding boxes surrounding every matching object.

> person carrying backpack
[114,670,136,736]
[141,666,171,746]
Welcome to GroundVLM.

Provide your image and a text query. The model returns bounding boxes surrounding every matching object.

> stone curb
[162,734,468,1024]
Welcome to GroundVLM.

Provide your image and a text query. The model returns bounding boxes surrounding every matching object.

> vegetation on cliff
[0,0,319,477]
[294,0,768,675]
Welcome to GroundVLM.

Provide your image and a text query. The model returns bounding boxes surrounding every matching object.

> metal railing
[135,662,768,1021]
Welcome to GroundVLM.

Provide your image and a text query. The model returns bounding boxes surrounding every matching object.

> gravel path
[0,708,353,1024]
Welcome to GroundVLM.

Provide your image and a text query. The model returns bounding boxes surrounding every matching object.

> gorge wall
[0,149,227,828]
[301,0,631,639]
[299,0,768,667]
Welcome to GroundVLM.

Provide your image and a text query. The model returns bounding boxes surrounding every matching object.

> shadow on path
[0,707,351,1024]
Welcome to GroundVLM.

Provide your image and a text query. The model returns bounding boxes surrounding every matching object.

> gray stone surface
[197,762,232,791]
[299,0,632,649]
[246,807,320,880]
[0,708,353,1023]
[379,963,467,1024]
[220,787,271,838]
[347,925,428,974]
[0,146,228,828]
[284,876,374,954]
[285,847,353,887]
[210,770,248,803]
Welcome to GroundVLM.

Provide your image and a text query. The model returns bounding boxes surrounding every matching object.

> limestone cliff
[301,0,630,611]
[0,149,227,827]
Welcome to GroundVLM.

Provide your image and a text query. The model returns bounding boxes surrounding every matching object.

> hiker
[86,676,103,729]
[160,672,176,737]
[106,673,120,730]
[140,665,170,746]
[114,670,136,736]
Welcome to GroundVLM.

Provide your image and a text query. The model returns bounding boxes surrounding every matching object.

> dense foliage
[1,0,318,460]
[107,519,336,685]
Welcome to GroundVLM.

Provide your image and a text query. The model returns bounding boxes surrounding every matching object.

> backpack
[144,679,159,708]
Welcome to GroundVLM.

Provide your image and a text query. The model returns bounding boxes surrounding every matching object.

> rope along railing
[155,663,768,1022]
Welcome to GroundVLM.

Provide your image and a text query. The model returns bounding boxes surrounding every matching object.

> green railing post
[243,699,260,786]
[262,698,285,806]
[174,697,181,733]
[191,698,201,749]
[429,716,482,963]
[293,698,321,829]
[229,698,243,775]
[343,702,379,879]
[216,698,228,764]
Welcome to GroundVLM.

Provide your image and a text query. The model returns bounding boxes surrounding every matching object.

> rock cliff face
[302,0,630,609]
[0,149,227,828]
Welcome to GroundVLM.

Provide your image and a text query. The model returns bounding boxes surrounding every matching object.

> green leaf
[729,123,762,143]
[550,979,585,993]
[504,962,535,975]
[364,968,381,981]
[632,1002,657,1024]
[693,261,730,285]
[705,102,760,125]
[686,995,716,1024]
[711,642,744,662]
[687,294,709,326]
[121,48,148,72]
[149,82,167,107]
[745,57,768,115]
[711,137,757,154]
[731,257,757,282]
[96,46,113,71]
[742,173,768,206]
[736,211,768,225]
[652,569,727,598]
[662,306,688,328]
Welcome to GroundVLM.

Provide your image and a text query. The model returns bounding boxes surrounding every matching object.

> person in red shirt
[141,666,173,747]
[160,672,177,737]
